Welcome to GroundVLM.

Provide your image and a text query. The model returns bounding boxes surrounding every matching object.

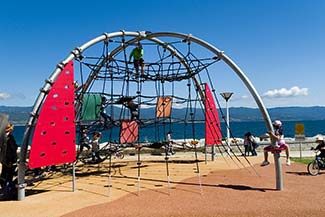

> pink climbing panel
[120,120,139,144]
[205,83,222,146]
[28,61,76,169]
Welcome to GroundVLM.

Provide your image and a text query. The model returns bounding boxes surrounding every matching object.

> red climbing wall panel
[205,83,222,146]
[120,121,139,144]
[28,61,76,169]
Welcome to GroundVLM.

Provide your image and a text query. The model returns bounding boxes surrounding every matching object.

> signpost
[295,124,305,158]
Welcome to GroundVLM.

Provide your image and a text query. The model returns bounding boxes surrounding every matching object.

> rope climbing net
[73,32,228,146]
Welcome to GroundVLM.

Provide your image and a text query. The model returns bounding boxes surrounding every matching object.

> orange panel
[156,96,172,118]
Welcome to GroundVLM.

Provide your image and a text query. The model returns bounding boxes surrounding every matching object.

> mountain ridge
[1,105,324,125]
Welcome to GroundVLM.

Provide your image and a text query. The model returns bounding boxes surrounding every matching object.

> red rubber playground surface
[62,161,325,217]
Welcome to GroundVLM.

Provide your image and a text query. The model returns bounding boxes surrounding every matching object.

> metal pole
[204,143,207,164]
[220,92,233,153]
[137,146,141,195]
[108,154,112,197]
[226,99,230,146]
[211,145,215,161]
[164,146,171,195]
[299,142,302,159]
[194,144,203,194]
[72,162,76,192]
[273,152,283,190]
[17,163,27,200]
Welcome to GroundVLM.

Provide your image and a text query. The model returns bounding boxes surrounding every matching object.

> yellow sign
[295,124,305,135]
[295,124,305,141]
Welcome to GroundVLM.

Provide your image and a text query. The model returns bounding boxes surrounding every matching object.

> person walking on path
[243,132,252,156]
[243,132,259,156]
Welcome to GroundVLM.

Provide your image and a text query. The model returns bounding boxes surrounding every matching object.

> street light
[220,92,233,152]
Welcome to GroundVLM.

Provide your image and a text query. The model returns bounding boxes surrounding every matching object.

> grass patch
[291,157,314,165]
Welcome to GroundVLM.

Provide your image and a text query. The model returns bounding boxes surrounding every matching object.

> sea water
[12,120,325,146]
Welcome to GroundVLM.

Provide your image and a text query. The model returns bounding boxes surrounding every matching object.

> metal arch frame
[77,32,203,100]
[18,30,282,201]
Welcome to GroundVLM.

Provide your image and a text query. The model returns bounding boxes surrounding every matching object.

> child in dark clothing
[312,136,325,159]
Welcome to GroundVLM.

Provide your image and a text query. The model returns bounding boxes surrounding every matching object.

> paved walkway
[63,160,325,217]
[0,150,320,217]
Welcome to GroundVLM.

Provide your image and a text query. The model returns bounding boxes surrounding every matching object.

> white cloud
[262,86,308,98]
[0,92,11,100]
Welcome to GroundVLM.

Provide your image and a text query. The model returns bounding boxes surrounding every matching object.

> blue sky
[0,0,324,108]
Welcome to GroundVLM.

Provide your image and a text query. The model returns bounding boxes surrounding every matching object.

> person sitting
[91,131,102,163]
[311,136,325,160]
[261,120,290,166]
[129,42,144,76]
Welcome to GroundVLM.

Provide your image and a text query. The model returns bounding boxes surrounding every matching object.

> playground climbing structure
[17,31,279,200]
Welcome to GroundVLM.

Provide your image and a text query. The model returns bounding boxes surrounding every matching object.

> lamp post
[220,92,233,152]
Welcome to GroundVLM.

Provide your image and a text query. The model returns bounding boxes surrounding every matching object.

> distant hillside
[0,106,32,125]
[267,106,325,121]
[0,105,324,124]
[230,106,325,122]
